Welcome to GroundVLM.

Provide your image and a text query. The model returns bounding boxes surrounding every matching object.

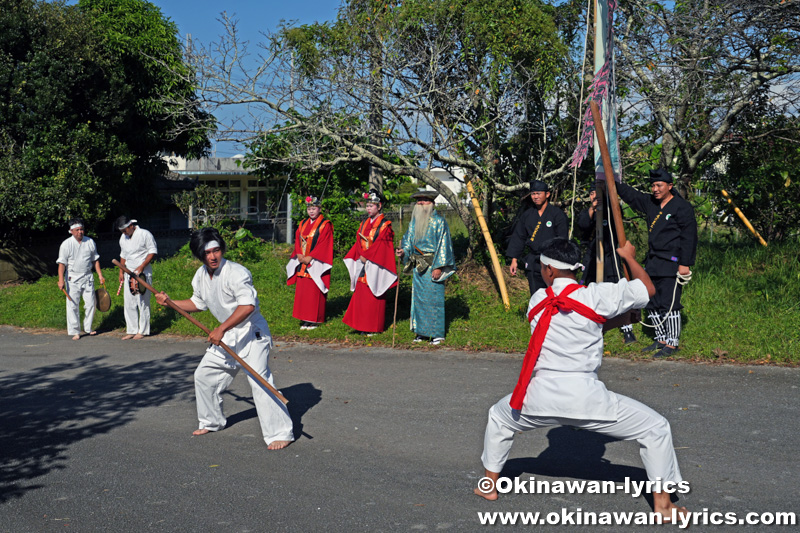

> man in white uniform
[57,218,105,340]
[474,238,687,521]
[155,228,294,450]
[115,216,157,340]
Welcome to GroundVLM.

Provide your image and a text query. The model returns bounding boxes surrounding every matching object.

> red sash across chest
[509,283,607,410]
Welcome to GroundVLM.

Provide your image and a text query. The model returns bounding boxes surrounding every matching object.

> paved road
[1,326,797,532]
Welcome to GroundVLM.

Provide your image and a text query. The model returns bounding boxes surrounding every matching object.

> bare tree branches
[616,0,800,186]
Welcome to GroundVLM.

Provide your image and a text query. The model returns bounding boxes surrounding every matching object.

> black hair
[189,227,227,261]
[540,238,581,267]
[68,217,84,228]
[114,215,136,232]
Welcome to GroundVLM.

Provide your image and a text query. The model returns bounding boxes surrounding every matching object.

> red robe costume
[286,216,334,323]
[342,214,398,332]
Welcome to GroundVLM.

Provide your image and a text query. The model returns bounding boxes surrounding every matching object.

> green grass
[1,237,798,365]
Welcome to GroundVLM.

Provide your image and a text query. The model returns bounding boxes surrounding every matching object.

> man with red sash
[342,189,398,334]
[474,238,688,522]
[286,195,334,329]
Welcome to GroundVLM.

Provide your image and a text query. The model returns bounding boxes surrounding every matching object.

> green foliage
[713,106,800,241]
[172,184,231,226]
[0,0,212,241]
[247,126,412,254]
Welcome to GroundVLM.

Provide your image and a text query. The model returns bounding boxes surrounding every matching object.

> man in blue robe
[396,189,456,345]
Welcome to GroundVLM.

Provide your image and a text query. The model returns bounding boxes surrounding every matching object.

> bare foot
[192,428,210,436]
[653,491,690,524]
[121,334,134,340]
[133,334,144,340]
[267,440,292,450]
[72,334,80,341]
[89,331,98,336]
[473,487,498,501]
[474,471,501,501]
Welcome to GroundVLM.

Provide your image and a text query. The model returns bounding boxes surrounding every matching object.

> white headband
[540,254,584,271]
[68,223,83,233]
[204,240,221,251]
[119,219,137,230]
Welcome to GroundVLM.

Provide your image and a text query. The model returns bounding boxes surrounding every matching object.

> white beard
[412,203,434,241]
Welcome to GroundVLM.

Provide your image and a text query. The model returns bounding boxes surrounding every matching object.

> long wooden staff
[392,251,400,348]
[112,259,288,405]
[590,101,642,332]
[590,101,630,276]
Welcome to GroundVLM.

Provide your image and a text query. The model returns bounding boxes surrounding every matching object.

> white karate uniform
[481,277,683,484]
[119,227,157,335]
[190,258,294,446]
[56,236,99,335]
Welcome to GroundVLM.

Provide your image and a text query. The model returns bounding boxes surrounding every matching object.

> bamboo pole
[466,180,510,310]
[721,190,768,247]
[112,259,288,405]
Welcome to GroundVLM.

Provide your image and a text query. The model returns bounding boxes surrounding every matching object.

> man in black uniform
[617,169,697,358]
[577,187,637,344]
[507,180,569,295]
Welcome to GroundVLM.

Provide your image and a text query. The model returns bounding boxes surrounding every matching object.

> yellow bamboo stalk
[466,180,510,310]
[720,189,768,247]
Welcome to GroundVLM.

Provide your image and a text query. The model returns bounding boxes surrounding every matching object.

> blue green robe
[400,211,456,338]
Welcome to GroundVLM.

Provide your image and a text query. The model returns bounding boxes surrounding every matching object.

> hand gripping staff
[112,259,288,405]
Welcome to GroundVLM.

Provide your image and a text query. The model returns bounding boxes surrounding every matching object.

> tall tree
[0,0,212,242]
[172,0,569,242]
[615,0,800,191]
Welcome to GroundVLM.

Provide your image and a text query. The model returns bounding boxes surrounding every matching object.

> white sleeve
[56,240,70,265]
[189,269,208,311]
[228,266,258,307]
[592,279,650,319]
[119,236,128,260]
[144,230,158,255]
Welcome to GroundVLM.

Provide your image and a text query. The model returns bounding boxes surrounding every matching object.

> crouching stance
[155,228,293,450]
[475,238,687,521]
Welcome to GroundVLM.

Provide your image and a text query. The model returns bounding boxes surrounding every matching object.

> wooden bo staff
[112,259,288,405]
[589,101,641,332]
[589,100,630,276]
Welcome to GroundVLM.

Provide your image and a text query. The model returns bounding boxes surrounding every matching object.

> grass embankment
[1,238,798,365]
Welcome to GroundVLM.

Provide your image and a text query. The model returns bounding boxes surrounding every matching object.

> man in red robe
[342,189,398,334]
[286,195,334,329]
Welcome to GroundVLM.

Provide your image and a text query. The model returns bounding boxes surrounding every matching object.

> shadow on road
[0,353,195,504]
[283,383,322,441]
[502,426,649,484]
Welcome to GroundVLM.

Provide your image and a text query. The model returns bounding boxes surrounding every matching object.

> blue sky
[155,0,341,47]
[153,1,344,156]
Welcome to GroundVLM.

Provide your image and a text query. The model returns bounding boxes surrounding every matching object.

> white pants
[123,267,152,335]
[194,335,294,446]
[66,273,95,335]
[481,393,683,483]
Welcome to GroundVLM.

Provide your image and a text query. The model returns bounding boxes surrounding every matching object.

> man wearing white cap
[115,215,158,340]
[474,238,687,522]
[57,217,105,340]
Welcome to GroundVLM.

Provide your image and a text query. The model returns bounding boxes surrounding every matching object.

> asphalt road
[1,326,797,532]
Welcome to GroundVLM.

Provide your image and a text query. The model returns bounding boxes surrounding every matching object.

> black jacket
[506,203,568,269]
[617,183,697,277]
